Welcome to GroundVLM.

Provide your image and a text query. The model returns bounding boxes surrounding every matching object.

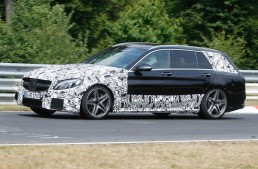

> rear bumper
[227,91,246,112]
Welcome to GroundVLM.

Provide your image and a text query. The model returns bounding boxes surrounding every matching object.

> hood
[24,64,127,81]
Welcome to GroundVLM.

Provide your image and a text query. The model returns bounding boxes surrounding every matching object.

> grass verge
[1,141,258,169]
[0,104,30,111]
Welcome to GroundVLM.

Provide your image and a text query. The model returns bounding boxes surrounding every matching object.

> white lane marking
[1,139,258,146]
[230,106,258,114]
[125,121,158,124]
[26,135,71,139]
[0,127,71,139]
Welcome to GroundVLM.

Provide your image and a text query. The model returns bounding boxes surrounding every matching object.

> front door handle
[162,72,172,76]
[201,73,211,77]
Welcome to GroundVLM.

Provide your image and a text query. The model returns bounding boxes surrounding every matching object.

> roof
[114,42,220,53]
[150,45,219,52]
[113,42,158,49]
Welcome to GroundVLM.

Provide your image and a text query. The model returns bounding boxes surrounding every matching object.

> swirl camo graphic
[202,51,238,74]
[116,94,204,113]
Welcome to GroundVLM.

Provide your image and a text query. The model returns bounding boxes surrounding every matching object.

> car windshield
[83,46,147,68]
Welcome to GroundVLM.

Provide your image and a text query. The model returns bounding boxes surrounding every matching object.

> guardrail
[240,70,258,83]
[0,63,50,78]
[0,63,258,104]
[0,63,51,104]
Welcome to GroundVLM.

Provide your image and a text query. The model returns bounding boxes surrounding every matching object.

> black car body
[16,43,246,119]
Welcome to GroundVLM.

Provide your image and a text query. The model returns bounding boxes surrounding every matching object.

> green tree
[106,0,184,46]
[203,31,254,69]
[0,0,88,64]
[53,0,131,51]
[167,0,258,69]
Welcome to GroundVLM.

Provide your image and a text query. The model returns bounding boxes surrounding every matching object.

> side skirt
[113,94,204,113]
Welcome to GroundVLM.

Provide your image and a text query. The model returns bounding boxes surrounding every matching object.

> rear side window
[172,50,197,68]
[196,52,212,69]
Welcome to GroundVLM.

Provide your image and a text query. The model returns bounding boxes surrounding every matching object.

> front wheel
[80,86,113,119]
[31,107,56,117]
[198,89,228,119]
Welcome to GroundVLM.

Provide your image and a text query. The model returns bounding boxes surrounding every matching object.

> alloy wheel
[205,89,227,118]
[84,87,111,118]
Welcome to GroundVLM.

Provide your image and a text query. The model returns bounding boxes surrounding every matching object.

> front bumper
[16,86,84,113]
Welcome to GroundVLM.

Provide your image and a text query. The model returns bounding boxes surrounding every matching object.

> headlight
[53,78,83,90]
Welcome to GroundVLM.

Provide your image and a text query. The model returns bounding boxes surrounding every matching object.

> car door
[170,50,216,95]
[128,50,174,95]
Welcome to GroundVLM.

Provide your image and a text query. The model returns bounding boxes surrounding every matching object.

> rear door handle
[201,73,211,77]
[162,72,172,76]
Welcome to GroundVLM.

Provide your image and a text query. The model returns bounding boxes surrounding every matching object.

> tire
[31,107,56,117]
[197,111,206,119]
[198,89,228,119]
[80,86,113,119]
[152,113,170,117]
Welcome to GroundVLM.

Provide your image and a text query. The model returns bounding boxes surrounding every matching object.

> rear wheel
[80,86,113,119]
[31,107,56,117]
[198,89,227,119]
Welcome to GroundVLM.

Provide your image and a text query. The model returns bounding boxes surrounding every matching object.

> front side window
[137,50,170,69]
[172,50,197,68]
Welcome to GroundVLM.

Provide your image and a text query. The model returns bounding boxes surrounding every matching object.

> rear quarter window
[196,52,212,69]
[202,51,238,74]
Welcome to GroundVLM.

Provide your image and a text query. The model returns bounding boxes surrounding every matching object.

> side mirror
[135,64,152,71]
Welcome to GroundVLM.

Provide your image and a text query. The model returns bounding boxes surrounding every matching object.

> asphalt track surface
[0,111,258,145]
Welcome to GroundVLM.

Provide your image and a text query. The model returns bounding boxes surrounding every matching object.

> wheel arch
[80,83,115,111]
[206,85,229,98]
[206,73,241,112]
